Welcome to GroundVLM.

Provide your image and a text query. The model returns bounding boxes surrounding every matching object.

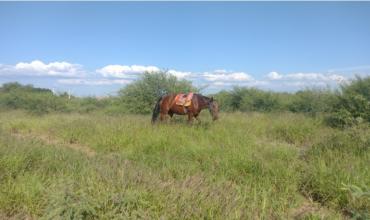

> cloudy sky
[1,2,370,96]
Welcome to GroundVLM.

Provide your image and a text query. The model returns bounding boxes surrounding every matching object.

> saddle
[175,92,194,107]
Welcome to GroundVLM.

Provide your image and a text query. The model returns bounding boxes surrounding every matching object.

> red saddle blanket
[175,92,194,106]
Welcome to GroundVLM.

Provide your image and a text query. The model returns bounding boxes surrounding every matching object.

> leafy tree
[0,82,68,114]
[118,71,198,114]
[328,76,370,127]
[240,88,280,112]
[215,87,288,112]
[288,89,338,115]
[341,76,370,100]
[213,90,234,112]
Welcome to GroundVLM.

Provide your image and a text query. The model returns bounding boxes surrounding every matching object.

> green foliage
[0,82,121,115]
[288,89,337,115]
[325,109,355,128]
[73,96,116,114]
[0,82,69,114]
[211,76,370,128]
[215,87,288,112]
[213,90,234,112]
[240,88,280,112]
[342,76,370,100]
[212,87,338,114]
[118,71,197,114]
[327,76,370,128]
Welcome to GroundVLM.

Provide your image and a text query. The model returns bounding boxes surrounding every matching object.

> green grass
[0,111,368,219]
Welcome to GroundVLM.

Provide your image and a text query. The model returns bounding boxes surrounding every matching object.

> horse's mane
[196,93,211,100]
[194,94,213,106]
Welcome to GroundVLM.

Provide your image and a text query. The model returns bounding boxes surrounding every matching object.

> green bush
[288,89,337,115]
[325,109,356,128]
[240,89,280,112]
[0,82,69,114]
[118,71,198,114]
[215,87,288,112]
[327,76,370,128]
[212,87,337,114]
[342,76,370,100]
[213,90,234,112]
[0,82,118,114]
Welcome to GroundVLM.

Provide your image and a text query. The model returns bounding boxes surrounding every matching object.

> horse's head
[208,97,219,121]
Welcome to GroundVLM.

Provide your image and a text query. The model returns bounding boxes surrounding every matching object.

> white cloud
[1,60,357,94]
[167,69,191,79]
[58,78,131,85]
[199,70,266,89]
[212,81,227,86]
[267,71,283,80]
[217,81,267,86]
[97,65,160,78]
[0,60,84,77]
[203,70,254,82]
[328,74,347,83]
[97,64,194,79]
[281,81,327,87]
[266,71,348,83]
[285,73,327,81]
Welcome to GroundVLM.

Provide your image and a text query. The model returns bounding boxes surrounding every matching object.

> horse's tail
[151,96,162,124]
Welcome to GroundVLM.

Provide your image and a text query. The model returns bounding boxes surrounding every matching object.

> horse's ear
[210,97,214,102]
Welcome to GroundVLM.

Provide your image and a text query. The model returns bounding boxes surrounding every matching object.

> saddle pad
[175,92,194,106]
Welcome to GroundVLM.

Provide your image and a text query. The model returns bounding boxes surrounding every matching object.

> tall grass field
[0,111,369,219]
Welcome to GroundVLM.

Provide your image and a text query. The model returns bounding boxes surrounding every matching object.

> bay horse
[151,93,219,123]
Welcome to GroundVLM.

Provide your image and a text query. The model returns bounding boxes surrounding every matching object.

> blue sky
[1,2,370,96]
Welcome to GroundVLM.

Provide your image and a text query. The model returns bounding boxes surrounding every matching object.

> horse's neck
[198,95,209,109]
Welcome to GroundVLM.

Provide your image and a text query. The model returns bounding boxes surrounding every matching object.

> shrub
[216,87,287,112]
[212,87,337,114]
[341,76,370,100]
[213,90,234,112]
[328,76,370,127]
[325,108,356,128]
[118,71,197,114]
[240,89,280,112]
[0,83,69,114]
[288,89,337,115]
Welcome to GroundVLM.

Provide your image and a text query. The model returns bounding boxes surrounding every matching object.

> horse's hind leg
[187,113,194,124]
[194,114,201,123]
[159,101,170,122]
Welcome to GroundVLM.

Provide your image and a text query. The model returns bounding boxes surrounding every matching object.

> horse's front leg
[160,105,171,123]
[160,113,169,122]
